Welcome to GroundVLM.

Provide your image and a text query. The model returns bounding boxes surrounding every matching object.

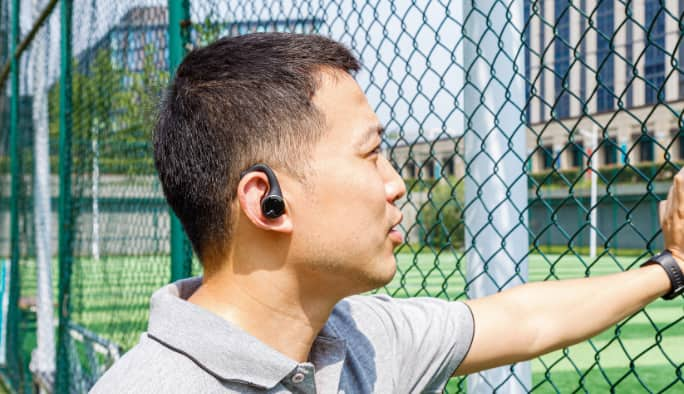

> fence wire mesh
[0,1,62,392]
[60,1,172,392]
[0,0,683,393]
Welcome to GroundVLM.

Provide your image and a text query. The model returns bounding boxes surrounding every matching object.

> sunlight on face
[284,70,406,296]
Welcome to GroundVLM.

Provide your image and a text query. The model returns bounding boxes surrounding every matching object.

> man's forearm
[508,264,670,353]
[458,263,674,374]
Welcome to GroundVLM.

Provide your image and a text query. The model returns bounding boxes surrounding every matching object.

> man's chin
[363,256,398,291]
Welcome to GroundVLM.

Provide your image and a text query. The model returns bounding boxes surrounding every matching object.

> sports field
[18,252,684,392]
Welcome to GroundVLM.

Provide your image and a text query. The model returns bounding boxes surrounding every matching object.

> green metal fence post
[168,0,193,281]
[5,0,20,387]
[55,0,74,392]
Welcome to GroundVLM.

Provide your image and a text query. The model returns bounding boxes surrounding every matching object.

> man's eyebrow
[355,124,385,149]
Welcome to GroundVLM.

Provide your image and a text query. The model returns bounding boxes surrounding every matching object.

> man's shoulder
[330,293,472,342]
[330,294,391,324]
[333,293,452,321]
[327,294,403,347]
[89,333,222,394]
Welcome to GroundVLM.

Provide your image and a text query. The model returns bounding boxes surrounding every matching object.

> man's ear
[237,170,293,233]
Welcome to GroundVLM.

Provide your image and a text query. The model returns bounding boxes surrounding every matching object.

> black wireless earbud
[239,163,286,219]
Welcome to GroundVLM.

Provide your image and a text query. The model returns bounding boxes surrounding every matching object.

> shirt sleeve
[343,294,475,393]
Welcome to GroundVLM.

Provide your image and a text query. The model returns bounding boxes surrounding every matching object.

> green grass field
[16,252,684,392]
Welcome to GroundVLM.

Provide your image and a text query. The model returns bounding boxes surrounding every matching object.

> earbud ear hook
[240,163,286,219]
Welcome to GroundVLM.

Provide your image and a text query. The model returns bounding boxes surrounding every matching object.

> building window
[572,142,585,168]
[680,0,684,99]
[539,1,546,121]
[524,0,532,124]
[677,129,684,160]
[405,161,416,178]
[542,145,554,169]
[596,0,614,112]
[444,157,455,176]
[424,161,434,179]
[554,0,570,119]
[579,0,587,106]
[644,0,666,104]
[635,133,655,162]
[603,138,618,165]
[625,16,633,108]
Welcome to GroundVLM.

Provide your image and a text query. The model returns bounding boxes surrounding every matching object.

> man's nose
[382,156,406,203]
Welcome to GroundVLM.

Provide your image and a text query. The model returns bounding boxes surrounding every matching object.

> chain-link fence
[1,0,683,393]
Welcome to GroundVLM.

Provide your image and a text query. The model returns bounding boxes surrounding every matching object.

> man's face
[285,70,406,294]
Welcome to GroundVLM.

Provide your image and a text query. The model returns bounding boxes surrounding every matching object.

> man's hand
[659,169,684,270]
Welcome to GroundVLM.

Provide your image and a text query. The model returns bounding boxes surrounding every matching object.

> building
[75,6,168,81]
[389,133,465,181]
[77,6,323,83]
[526,0,684,174]
[391,0,684,179]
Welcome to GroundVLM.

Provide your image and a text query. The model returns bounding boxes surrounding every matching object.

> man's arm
[454,264,671,375]
[454,171,684,376]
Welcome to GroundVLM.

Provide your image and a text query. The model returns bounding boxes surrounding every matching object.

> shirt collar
[147,277,297,388]
[146,277,346,389]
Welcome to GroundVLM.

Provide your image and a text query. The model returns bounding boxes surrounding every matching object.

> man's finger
[675,173,684,218]
[672,175,682,218]
[666,182,675,217]
[659,200,667,228]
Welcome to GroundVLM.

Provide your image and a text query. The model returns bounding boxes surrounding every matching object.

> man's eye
[371,145,382,155]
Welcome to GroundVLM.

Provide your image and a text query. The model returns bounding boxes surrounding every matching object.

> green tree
[419,181,465,249]
[193,16,225,46]
[48,40,169,175]
[104,43,168,175]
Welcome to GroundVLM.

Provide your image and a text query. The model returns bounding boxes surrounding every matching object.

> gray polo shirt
[90,277,474,393]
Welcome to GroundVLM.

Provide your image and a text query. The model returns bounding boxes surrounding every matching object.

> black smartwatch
[640,250,684,300]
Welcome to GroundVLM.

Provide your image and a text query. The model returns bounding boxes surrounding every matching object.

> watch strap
[640,250,684,300]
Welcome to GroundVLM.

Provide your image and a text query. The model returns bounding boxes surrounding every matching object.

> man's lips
[388,227,404,244]
[388,212,404,244]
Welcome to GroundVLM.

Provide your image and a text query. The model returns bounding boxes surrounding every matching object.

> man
[91,33,684,393]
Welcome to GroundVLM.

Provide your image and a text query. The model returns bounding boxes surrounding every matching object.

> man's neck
[187,265,341,363]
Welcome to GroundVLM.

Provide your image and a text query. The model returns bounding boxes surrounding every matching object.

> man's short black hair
[154,32,360,262]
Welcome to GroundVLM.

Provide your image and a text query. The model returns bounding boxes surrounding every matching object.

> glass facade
[644,0,665,104]
[539,1,546,120]
[625,12,633,108]
[679,0,684,99]
[596,0,614,112]
[579,0,587,107]
[525,0,532,123]
[554,0,570,118]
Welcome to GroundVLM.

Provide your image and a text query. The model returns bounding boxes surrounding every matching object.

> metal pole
[463,0,530,392]
[56,0,74,391]
[589,128,598,259]
[579,127,598,259]
[31,0,55,387]
[92,119,100,261]
[6,0,20,381]
[168,0,193,281]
